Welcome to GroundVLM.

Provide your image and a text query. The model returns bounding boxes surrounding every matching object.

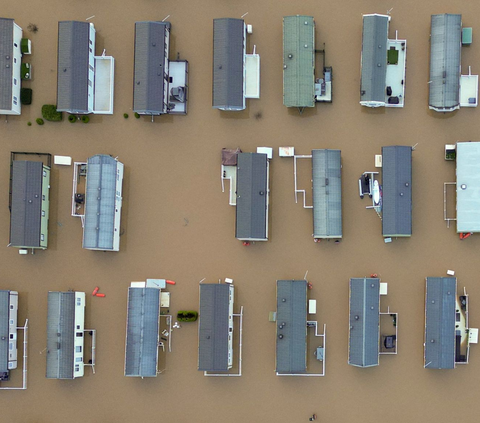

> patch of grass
[123,113,129,119]
[41,105,62,122]
[36,118,44,125]
[68,115,76,123]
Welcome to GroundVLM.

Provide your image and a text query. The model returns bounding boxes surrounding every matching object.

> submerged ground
[1,1,480,422]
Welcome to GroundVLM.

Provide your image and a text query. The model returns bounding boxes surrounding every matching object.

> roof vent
[5,55,9,60]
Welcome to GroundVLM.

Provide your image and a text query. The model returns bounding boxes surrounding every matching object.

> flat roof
[276,280,307,373]
[0,18,14,111]
[212,18,245,110]
[349,278,380,367]
[125,287,160,377]
[360,14,390,104]
[456,142,480,232]
[283,15,315,108]
[133,21,170,115]
[46,292,76,379]
[235,153,268,241]
[424,277,456,369]
[382,146,412,237]
[198,284,231,372]
[429,14,462,111]
[10,161,44,248]
[57,21,90,113]
[312,149,342,238]
[0,290,10,374]
[83,155,122,250]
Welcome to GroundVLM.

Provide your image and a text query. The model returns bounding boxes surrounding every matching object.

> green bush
[134,112,140,119]
[20,88,32,105]
[36,118,44,125]
[123,113,129,119]
[81,115,90,123]
[68,115,77,123]
[41,105,62,122]
[27,122,32,126]
[177,311,198,322]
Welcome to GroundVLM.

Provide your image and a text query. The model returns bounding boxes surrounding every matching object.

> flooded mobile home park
[2,1,480,422]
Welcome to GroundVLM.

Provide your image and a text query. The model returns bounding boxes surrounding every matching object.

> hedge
[20,88,32,105]
[41,105,62,122]
[177,311,198,322]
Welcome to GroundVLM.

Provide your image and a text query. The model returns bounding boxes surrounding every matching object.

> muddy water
[2,1,480,422]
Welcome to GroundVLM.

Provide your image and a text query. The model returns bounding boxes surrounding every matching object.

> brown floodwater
[2,1,480,422]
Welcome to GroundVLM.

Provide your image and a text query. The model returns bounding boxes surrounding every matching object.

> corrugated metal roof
[360,15,389,104]
[133,21,170,115]
[429,14,461,111]
[46,292,75,379]
[456,142,480,232]
[212,18,245,110]
[0,18,14,111]
[10,161,43,248]
[235,153,268,240]
[312,149,342,238]
[424,277,456,369]
[276,280,307,373]
[83,155,120,250]
[382,146,412,237]
[349,278,380,367]
[283,16,315,108]
[198,284,231,372]
[0,290,9,374]
[125,287,160,377]
[57,21,90,113]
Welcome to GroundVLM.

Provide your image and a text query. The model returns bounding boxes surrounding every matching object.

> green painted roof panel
[283,16,315,108]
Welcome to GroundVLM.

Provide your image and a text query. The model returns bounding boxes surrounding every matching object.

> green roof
[283,16,315,108]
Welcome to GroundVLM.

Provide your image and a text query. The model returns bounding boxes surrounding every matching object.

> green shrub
[177,311,198,322]
[36,118,44,125]
[81,115,90,123]
[68,115,77,123]
[134,112,140,119]
[41,105,62,122]
[123,113,129,119]
[20,88,32,105]
[27,122,32,126]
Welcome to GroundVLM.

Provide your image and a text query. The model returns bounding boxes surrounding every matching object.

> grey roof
[46,292,75,379]
[276,280,307,373]
[349,278,380,367]
[429,14,461,111]
[382,146,412,237]
[360,15,389,104]
[212,18,245,110]
[235,153,268,240]
[0,18,14,110]
[198,284,231,372]
[10,161,43,248]
[0,291,9,374]
[57,21,90,113]
[125,287,160,377]
[425,277,456,369]
[312,149,342,238]
[283,16,315,108]
[83,155,119,250]
[133,21,170,115]
[456,142,480,232]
